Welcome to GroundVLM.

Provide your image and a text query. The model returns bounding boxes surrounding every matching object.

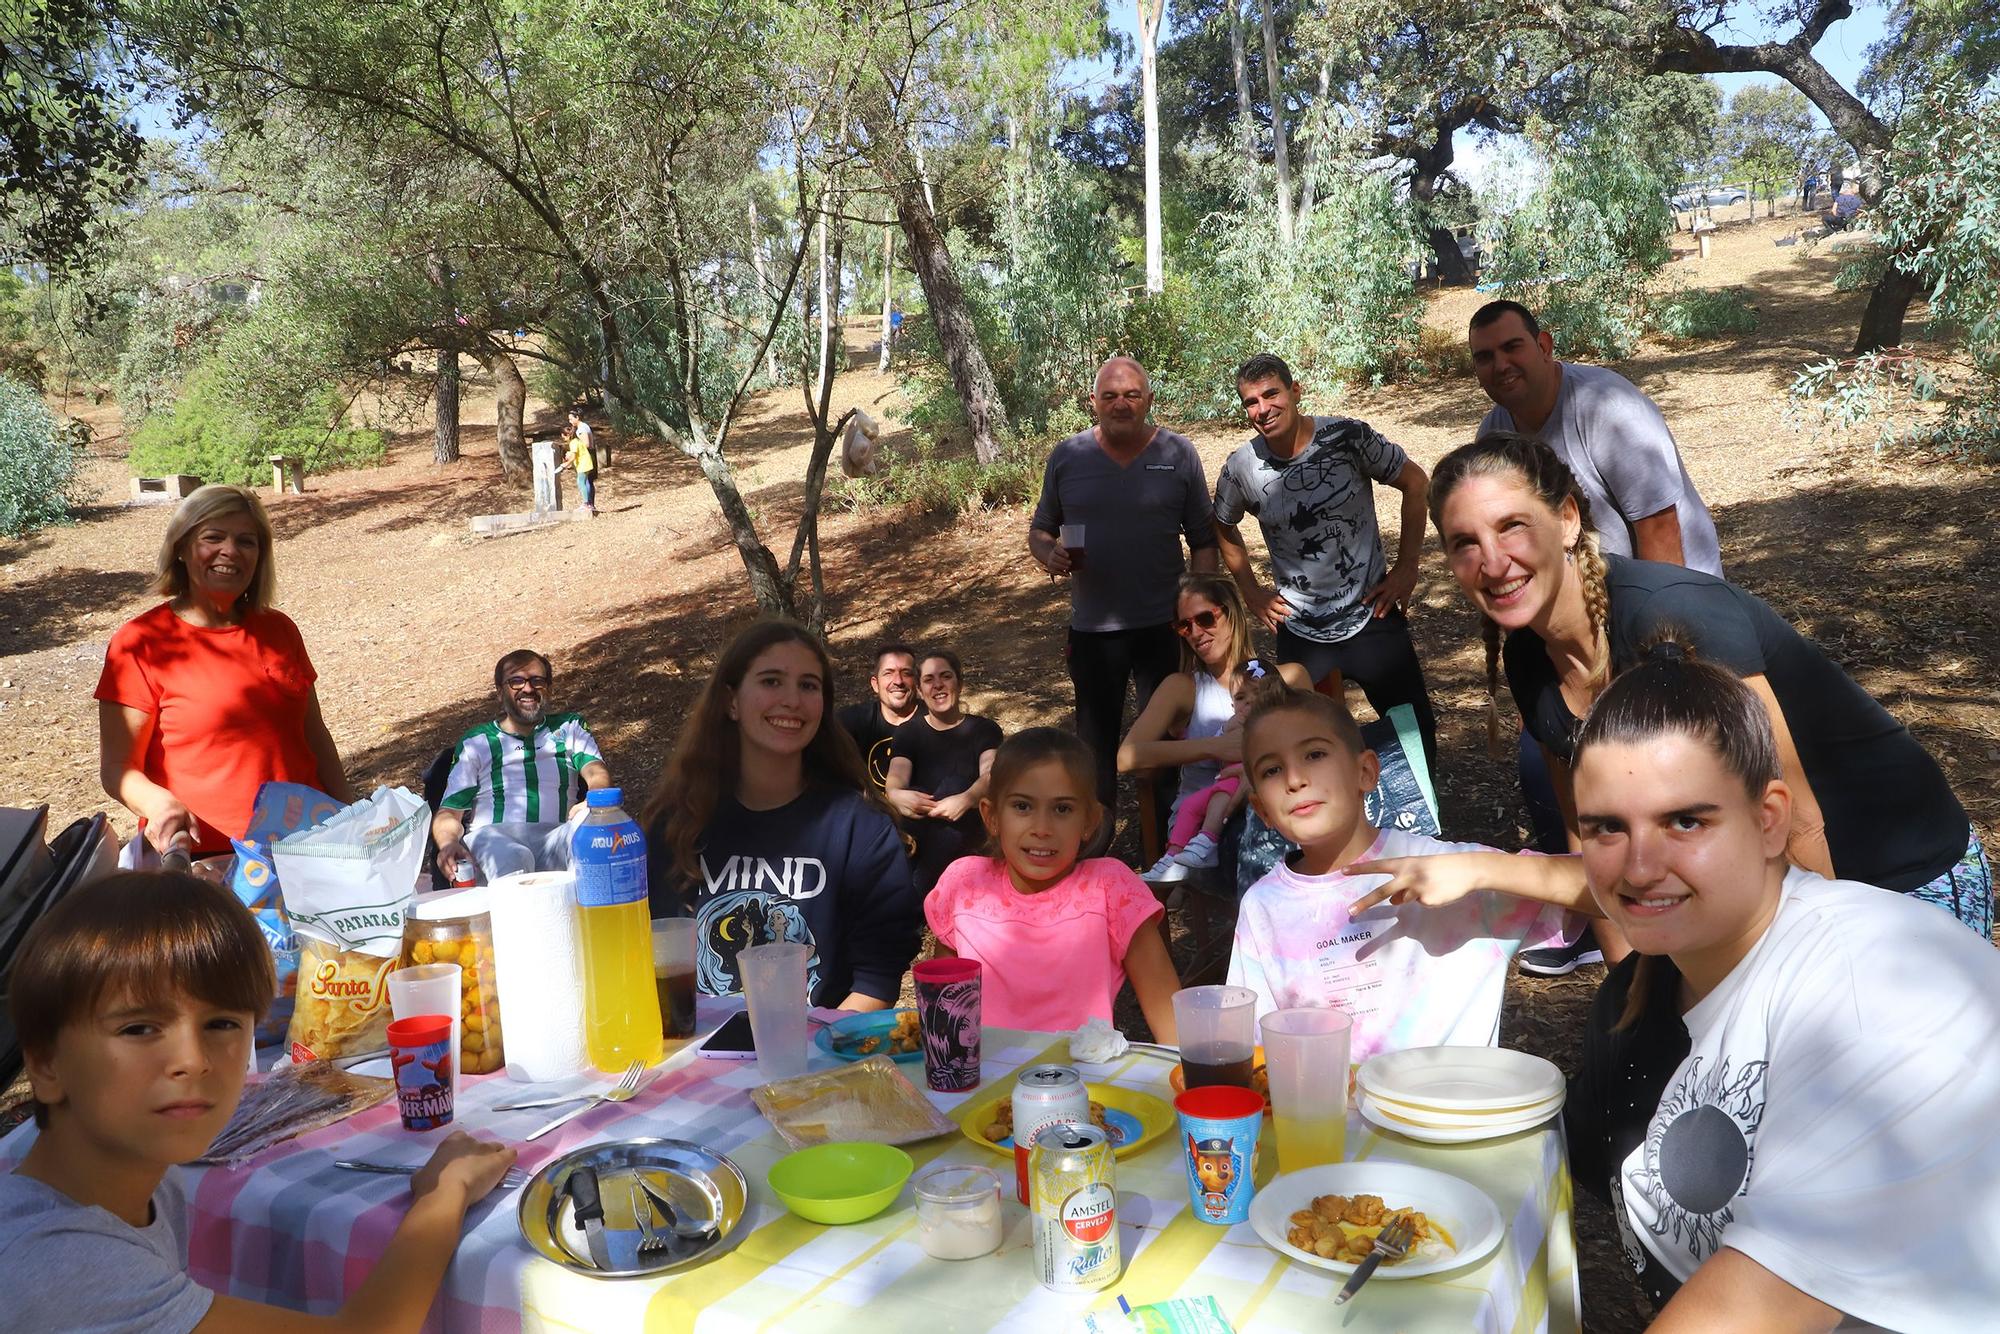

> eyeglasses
[1172,609,1224,637]
[504,675,552,691]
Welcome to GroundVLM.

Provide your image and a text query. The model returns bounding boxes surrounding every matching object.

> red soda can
[1011,1063,1089,1204]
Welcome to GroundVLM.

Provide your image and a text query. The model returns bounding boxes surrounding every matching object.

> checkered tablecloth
[1,1011,1579,1332]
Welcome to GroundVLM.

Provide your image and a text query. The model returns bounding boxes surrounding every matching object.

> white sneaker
[1174,833,1220,869]
[1142,853,1190,884]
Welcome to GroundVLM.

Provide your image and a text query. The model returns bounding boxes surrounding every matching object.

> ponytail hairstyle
[1430,431,1612,754]
[1573,634,1782,1030]
[642,619,880,896]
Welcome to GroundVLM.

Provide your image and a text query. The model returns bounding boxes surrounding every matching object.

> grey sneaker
[1517,936,1605,976]
[1173,832,1220,869]
[1142,853,1190,884]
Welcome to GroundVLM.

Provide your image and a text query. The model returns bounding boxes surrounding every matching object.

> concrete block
[129,475,202,504]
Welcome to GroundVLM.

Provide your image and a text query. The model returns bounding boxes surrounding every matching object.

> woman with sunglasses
[1118,575,1308,877]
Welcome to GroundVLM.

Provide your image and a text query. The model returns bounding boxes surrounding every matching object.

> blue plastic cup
[1174,1084,1264,1225]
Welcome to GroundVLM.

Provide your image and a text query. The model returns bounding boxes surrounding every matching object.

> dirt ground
[5,206,1995,1331]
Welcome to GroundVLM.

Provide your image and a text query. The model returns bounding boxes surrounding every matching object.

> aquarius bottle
[570,788,663,1070]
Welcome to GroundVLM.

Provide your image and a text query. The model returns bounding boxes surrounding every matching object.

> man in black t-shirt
[835,642,920,790]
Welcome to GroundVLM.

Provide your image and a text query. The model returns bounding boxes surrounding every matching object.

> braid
[1574,533,1612,692]
[1480,614,1503,757]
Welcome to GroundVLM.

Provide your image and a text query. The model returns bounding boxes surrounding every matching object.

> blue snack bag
[231,782,346,1045]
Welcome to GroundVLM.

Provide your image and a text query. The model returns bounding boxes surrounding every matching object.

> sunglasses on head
[1173,608,1224,636]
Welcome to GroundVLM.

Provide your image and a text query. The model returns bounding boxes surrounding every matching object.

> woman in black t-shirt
[885,649,1004,891]
[1416,432,1988,937]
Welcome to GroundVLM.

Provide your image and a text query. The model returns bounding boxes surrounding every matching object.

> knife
[568,1166,613,1271]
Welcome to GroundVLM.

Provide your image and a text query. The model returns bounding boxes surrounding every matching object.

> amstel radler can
[1011,1063,1090,1204]
[1030,1121,1120,1293]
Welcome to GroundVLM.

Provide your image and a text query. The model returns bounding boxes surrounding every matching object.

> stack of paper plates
[1355,1047,1565,1144]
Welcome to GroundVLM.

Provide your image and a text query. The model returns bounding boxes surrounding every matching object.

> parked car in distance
[1669,185,1749,210]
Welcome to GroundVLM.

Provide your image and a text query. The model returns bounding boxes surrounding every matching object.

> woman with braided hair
[1360,432,1989,953]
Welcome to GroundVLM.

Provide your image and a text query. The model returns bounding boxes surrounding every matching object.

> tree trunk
[476,348,530,481]
[1138,0,1165,293]
[1852,267,1922,355]
[878,221,895,373]
[1294,58,1332,225]
[1259,0,1293,243]
[434,353,461,464]
[426,250,461,464]
[1229,0,1255,190]
[748,197,780,381]
[879,159,1011,464]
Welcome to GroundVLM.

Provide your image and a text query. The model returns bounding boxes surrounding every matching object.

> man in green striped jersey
[432,649,614,883]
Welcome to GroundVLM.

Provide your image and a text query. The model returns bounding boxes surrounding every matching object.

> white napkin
[487,871,589,1082]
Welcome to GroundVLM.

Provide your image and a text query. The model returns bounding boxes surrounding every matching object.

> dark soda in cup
[655,966,696,1039]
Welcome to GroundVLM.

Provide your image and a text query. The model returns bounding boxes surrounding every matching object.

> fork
[524,1061,647,1142]
[336,1159,532,1190]
[628,1177,674,1265]
[1333,1215,1416,1305]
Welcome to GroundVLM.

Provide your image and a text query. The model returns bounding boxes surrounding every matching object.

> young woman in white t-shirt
[1565,637,2000,1331]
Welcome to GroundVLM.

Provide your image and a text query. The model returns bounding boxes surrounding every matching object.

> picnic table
[2,1007,1580,1332]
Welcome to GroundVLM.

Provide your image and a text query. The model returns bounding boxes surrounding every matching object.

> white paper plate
[1361,1089,1563,1126]
[1357,1092,1560,1144]
[1357,1046,1563,1113]
[1248,1162,1505,1279]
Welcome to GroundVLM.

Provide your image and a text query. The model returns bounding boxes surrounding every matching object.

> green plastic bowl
[766,1142,915,1225]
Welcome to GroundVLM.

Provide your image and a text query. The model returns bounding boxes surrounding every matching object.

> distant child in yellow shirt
[557,408,597,515]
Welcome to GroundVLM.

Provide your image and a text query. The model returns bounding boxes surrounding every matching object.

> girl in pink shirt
[924,729,1181,1041]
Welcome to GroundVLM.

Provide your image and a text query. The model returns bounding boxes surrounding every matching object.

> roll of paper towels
[488,870,589,1082]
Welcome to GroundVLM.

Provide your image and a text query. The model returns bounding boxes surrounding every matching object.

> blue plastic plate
[815,1009,923,1065]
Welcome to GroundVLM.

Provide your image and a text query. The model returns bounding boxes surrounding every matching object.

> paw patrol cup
[1174,1084,1264,1225]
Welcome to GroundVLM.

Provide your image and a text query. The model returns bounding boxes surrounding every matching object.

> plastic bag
[274,786,427,1063]
[841,408,882,478]
[230,782,346,1045]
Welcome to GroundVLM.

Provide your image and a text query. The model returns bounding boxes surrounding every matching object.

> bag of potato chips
[273,786,428,1063]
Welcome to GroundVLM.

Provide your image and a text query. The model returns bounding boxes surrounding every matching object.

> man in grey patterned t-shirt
[1213,353,1436,763]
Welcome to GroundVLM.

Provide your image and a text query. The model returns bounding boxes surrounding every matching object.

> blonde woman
[95,485,354,859]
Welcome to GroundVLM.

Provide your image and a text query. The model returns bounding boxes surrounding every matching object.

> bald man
[1030,356,1218,854]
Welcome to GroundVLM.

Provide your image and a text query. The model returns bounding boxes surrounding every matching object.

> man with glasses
[1030,355,1218,855]
[432,649,614,883]
[1213,353,1437,764]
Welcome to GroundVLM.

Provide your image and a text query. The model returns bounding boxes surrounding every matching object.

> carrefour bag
[272,786,427,1063]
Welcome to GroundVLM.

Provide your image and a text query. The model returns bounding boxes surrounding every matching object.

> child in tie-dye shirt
[1226,688,1594,1064]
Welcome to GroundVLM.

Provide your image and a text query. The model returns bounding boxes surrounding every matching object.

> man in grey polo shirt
[1468,299,1721,574]
[1030,356,1218,853]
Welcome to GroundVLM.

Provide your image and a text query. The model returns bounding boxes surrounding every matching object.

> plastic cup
[914,1164,1004,1260]
[1175,1084,1264,1224]
[1059,523,1086,572]
[386,1014,455,1130]
[388,963,462,1101]
[1261,1007,1352,1172]
[740,941,810,1082]
[651,918,698,1040]
[1172,985,1258,1090]
[912,958,982,1092]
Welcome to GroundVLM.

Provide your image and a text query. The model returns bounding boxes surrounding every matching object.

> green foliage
[1481,112,1674,361]
[1720,84,1816,201]
[1121,169,1425,418]
[0,273,43,389]
[126,359,383,485]
[0,0,145,272]
[997,162,1128,429]
[832,432,1047,516]
[1791,76,2000,457]
[0,374,87,536]
[114,289,238,424]
[1649,286,1760,340]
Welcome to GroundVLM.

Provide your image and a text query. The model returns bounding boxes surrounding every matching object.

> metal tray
[517,1137,749,1279]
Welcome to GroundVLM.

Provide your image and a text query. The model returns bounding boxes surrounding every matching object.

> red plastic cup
[912,958,982,1092]
[387,1014,456,1131]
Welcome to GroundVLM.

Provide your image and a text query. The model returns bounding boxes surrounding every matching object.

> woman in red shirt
[96,485,355,857]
